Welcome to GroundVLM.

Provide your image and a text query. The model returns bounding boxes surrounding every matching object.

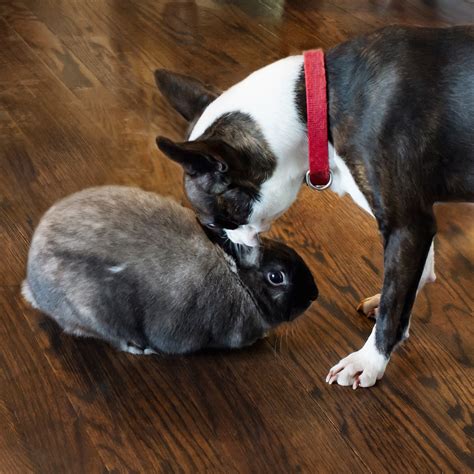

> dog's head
[155,58,306,246]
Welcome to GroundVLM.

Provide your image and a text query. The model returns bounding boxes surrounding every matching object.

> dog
[154,25,474,388]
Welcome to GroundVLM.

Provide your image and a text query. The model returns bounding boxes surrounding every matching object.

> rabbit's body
[24,186,317,354]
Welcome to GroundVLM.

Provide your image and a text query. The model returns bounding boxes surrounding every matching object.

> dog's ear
[154,69,219,122]
[156,136,228,175]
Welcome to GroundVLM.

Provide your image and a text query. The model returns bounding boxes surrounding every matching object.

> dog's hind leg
[402,239,436,340]
[328,216,436,389]
[357,240,436,321]
[357,294,381,319]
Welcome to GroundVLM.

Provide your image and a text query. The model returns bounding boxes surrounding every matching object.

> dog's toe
[336,365,358,386]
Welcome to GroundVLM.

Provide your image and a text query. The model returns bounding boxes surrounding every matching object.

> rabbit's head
[232,238,318,327]
[202,224,318,329]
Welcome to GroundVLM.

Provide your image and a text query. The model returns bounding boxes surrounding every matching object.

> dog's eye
[267,271,286,286]
[206,223,217,229]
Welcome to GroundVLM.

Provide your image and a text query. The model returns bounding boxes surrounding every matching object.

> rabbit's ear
[233,244,261,268]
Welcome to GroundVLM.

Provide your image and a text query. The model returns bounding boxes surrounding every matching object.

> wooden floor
[0,1,473,472]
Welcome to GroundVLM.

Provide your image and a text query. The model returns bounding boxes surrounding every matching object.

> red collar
[303,50,332,190]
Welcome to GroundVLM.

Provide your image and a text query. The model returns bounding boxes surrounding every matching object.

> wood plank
[21,303,369,473]
[0,288,104,474]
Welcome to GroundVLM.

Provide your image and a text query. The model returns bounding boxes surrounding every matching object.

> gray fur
[23,186,317,354]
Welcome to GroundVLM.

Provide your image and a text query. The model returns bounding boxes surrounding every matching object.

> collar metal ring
[305,170,332,191]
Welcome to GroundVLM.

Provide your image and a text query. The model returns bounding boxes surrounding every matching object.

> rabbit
[22,186,318,355]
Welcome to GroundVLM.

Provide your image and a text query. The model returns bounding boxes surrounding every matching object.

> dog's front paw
[326,328,388,389]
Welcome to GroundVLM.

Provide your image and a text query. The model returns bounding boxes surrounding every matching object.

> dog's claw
[326,370,339,384]
[326,366,344,385]
[325,370,333,383]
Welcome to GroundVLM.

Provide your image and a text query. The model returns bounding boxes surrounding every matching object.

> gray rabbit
[23,186,318,354]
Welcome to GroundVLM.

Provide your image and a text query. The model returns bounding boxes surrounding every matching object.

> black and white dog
[155,26,474,388]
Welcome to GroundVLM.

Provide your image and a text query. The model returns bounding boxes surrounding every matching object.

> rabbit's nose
[290,287,318,320]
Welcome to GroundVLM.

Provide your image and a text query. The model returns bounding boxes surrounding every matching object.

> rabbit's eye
[267,271,286,286]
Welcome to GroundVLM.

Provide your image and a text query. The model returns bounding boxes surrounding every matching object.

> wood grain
[0,0,472,472]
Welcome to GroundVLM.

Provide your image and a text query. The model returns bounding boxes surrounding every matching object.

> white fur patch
[329,144,373,216]
[326,325,388,389]
[226,226,259,247]
[108,265,126,273]
[21,280,39,309]
[419,240,436,290]
[120,342,144,355]
[144,348,158,355]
